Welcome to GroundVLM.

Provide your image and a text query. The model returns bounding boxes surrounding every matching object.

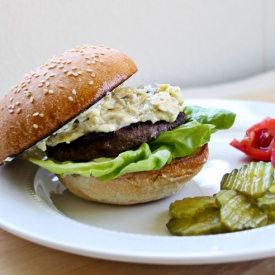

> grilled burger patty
[47,112,185,162]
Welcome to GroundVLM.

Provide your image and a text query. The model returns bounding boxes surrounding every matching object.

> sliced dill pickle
[266,211,275,222]
[169,196,217,219]
[167,207,225,236]
[269,183,275,193]
[166,161,275,236]
[256,192,275,222]
[216,190,268,231]
[257,192,275,212]
[220,161,274,198]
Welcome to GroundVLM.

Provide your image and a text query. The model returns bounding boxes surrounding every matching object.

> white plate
[1,99,275,265]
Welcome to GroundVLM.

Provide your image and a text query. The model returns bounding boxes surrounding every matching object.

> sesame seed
[9,110,14,114]
[58,84,65,88]
[33,124,39,129]
[72,89,77,94]
[49,64,57,69]
[67,72,73,76]
[25,91,31,97]
[39,113,44,117]
[50,73,56,77]
[38,83,43,88]
[86,61,91,65]
[49,90,54,94]
[72,66,77,70]
[91,72,96,77]
[89,81,94,85]
[86,68,92,72]
[68,96,74,101]
[63,69,68,74]
[46,82,50,87]
[29,96,34,103]
[16,108,22,114]
[73,72,79,77]
[33,112,39,116]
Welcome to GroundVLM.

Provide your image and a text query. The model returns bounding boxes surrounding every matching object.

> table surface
[1,73,275,275]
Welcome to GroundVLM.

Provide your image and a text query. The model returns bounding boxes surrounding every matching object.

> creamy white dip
[37,84,184,150]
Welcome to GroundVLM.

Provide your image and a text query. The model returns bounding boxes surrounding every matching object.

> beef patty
[47,112,185,162]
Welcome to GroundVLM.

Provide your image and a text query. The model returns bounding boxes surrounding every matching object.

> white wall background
[0,0,275,95]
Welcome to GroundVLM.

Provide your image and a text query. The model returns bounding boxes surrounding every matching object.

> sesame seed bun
[0,45,137,164]
[58,144,209,205]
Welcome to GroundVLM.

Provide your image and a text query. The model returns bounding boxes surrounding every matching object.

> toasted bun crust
[58,144,209,205]
[0,45,137,164]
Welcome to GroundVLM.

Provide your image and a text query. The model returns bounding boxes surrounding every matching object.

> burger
[0,45,235,205]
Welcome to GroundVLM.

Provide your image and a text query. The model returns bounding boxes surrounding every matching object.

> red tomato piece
[271,148,275,168]
[230,117,275,161]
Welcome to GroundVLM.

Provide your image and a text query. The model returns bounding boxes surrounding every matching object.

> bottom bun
[58,144,209,205]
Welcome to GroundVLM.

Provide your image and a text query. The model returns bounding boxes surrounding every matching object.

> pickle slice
[257,192,275,211]
[269,182,275,193]
[169,196,217,219]
[216,190,268,231]
[256,192,275,221]
[266,211,275,222]
[220,161,274,198]
[167,207,225,236]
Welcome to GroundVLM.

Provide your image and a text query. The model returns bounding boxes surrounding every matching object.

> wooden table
[1,76,275,275]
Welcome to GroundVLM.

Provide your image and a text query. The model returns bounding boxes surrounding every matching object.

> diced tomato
[230,117,275,163]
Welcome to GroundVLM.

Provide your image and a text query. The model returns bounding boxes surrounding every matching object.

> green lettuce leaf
[184,105,236,130]
[150,121,214,159]
[31,143,172,181]
[30,106,236,181]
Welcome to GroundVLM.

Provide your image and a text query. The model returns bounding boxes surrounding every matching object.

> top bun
[0,45,138,164]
